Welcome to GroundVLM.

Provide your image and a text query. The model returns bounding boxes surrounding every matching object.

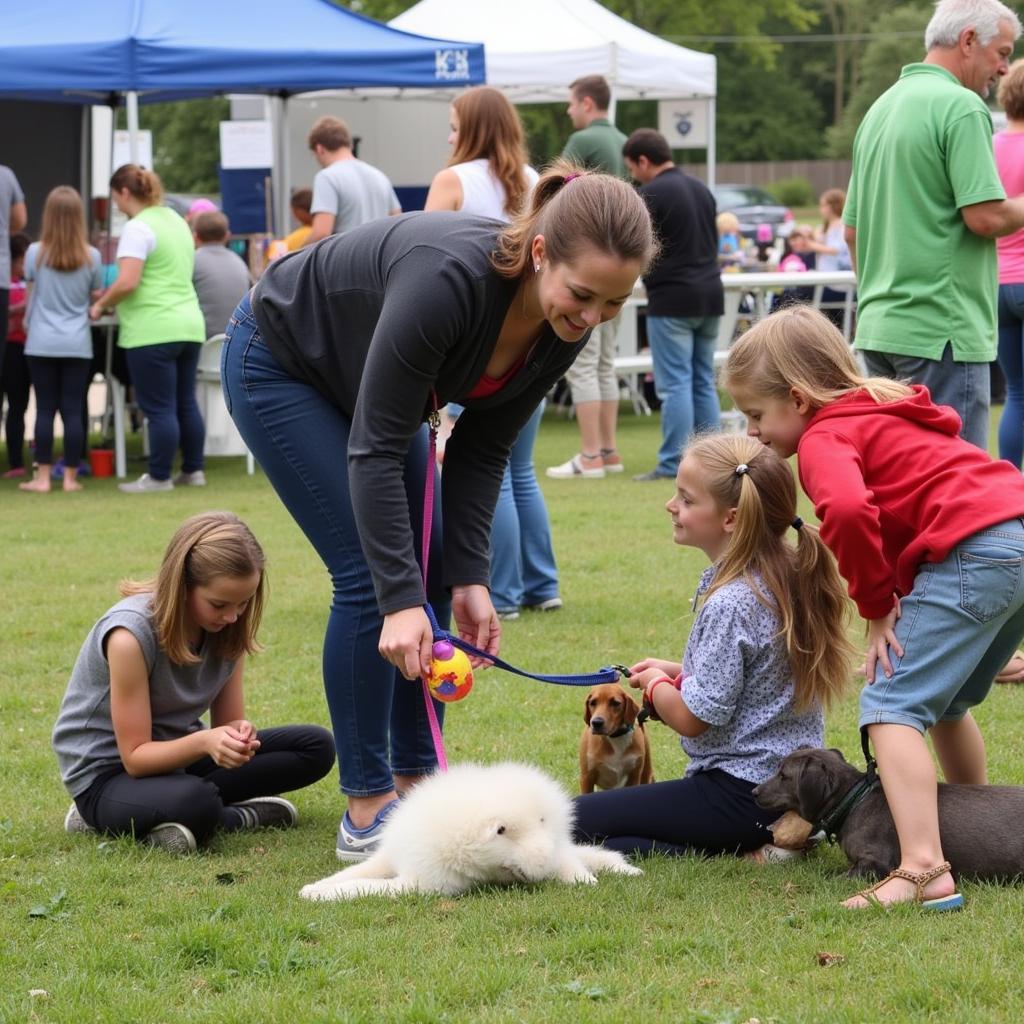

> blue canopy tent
[0,0,485,101]
[0,0,486,225]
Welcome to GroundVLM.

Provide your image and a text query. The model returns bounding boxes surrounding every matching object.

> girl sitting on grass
[574,432,853,862]
[724,305,1024,910]
[53,511,335,854]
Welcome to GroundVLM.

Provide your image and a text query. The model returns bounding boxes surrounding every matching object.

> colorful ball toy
[426,639,474,703]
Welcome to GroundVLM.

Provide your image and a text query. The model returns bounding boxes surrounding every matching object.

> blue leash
[423,602,623,687]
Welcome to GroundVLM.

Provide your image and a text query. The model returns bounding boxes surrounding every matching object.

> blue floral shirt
[677,566,824,783]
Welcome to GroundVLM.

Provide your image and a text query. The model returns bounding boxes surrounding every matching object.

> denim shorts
[860,517,1024,731]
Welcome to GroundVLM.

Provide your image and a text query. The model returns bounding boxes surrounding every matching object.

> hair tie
[792,516,804,532]
[734,464,749,477]
[563,172,581,185]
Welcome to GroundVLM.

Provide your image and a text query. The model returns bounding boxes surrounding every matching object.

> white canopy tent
[389,0,717,180]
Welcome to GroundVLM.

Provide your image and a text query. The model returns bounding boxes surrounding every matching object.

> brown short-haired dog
[579,684,654,793]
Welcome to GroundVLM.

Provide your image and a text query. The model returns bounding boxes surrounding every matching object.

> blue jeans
[489,402,559,611]
[860,518,1024,732]
[862,344,990,452]
[647,315,722,476]
[124,341,205,480]
[998,283,1024,467]
[221,294,449,797]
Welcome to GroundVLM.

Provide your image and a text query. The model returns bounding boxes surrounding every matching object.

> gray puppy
[753,747,1024,880]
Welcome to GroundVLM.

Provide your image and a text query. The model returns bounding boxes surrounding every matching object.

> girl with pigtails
[574,433,854,862]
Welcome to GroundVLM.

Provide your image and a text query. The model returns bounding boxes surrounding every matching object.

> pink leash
[419,399,448,772]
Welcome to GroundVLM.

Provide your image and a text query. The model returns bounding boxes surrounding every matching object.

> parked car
[712,184,794,240]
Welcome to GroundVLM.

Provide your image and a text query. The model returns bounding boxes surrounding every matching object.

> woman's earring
[534,263,540,273]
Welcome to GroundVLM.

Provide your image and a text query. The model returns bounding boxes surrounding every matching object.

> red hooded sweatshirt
[797,385,1024,620]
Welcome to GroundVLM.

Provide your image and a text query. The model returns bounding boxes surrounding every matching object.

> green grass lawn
[4,410,1024,1024]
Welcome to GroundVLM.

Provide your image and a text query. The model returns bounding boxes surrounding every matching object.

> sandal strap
[857,861,953,904]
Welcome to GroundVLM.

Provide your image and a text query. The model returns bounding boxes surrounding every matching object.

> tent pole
[706,97,716,191]
[280,94,291,236]
[126,91,140,164]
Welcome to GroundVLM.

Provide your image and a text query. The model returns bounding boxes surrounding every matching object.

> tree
[826,3,932,157]
[119,98,230,194]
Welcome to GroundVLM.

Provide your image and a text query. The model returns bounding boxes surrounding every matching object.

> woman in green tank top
[89,165,207,493]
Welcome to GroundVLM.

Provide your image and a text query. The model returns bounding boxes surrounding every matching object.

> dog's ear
[623,693,638,725]
[584,691,594,725]
[795,755,832,820]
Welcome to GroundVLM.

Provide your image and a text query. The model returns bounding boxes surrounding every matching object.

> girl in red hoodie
[724,305,1024,911]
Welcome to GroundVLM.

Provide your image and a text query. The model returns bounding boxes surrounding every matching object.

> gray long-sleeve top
[252,212,587,614]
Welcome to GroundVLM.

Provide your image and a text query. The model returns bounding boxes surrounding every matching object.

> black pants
[26,356,92,467]
[1,342,30,469]
[74,724,335,844]
[0,289,8,379]
[572,768,777,857]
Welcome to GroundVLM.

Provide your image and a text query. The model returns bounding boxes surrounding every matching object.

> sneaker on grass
[64,802,95,834]
[119,473,173,493]
[336,798,399,861]
[173,470,207,487]
[144,822,198,855]
[228,796,298,831]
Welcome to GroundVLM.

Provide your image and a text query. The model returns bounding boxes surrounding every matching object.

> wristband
[643,676,675,704]
[641,676,676,722]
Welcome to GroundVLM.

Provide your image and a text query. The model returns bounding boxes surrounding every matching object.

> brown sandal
[852,860,963,911]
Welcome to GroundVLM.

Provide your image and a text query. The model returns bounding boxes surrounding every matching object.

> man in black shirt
[623,129,724,481]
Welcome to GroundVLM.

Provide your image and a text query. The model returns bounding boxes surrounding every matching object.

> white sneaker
[545,455,605,479]
[743,843,804,864]
[119,473,173,493]
[64,802,95,834]
[144,822,198,855]
[524,597,563,612]
[172,470,207,487]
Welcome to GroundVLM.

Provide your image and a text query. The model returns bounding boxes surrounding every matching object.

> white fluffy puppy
[300,762,641,900]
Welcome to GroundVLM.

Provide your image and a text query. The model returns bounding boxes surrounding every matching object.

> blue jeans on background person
[998,283,1024,468]
[124,341,205,480]
[489,402,560,613]
[221,293,449,798]
[862,343,990,453]
[647,315,722,477]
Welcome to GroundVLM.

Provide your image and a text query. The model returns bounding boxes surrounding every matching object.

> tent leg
[126,91,140,164]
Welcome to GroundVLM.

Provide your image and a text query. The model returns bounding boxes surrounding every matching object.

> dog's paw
[609,859,643,876]
[300,875,355,901]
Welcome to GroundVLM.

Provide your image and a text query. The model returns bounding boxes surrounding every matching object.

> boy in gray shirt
[304,116,400,247]
[191,211,252,339]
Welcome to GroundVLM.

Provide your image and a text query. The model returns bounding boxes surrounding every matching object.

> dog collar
[812,770,880,843]
[606,724,635,738]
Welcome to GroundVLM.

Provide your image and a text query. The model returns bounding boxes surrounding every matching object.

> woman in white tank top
[425,87,560,618]
[424,87,539,222]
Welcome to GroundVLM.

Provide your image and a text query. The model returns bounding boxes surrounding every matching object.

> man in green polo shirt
[844,0,1024,450]
[547,75,630,480]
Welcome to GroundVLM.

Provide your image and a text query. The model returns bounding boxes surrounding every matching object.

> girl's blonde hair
[687,433,854,711]
[121,511,266,666]
[723,305,913,409]
[449,86,532,219]
[109,163,164,207]
[491,159,658,278]
[39,186,92,272]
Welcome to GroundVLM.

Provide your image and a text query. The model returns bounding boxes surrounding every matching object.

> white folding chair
[196,333,255,474]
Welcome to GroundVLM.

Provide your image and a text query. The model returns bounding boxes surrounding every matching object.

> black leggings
[74,725,335,844]
[1,342,30,469]
[26,356,92,467]
[572,769,777,857]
